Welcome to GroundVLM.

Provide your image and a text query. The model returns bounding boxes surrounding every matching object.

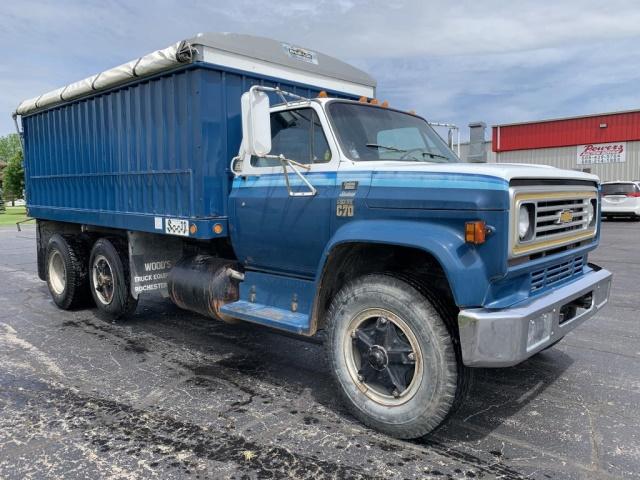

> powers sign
[577,142,626,165]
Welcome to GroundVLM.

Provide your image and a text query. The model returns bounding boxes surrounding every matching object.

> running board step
[219,300,310,334]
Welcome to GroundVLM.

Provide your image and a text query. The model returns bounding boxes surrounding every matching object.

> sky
[2,0,640,140]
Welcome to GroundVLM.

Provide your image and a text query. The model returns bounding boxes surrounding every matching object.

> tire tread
[45,234,91,310]
[325,272,463,439]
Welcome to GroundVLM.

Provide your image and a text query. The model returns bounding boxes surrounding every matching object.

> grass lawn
[0,206,29,227]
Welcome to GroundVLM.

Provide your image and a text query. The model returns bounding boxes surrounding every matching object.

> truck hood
[345,161,600,184]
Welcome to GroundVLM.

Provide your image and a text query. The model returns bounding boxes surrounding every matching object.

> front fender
[316,218,507,307]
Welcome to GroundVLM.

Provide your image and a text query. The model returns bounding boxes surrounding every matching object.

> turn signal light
[465,221,487,245]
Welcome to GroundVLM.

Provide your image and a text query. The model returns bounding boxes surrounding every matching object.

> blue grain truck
[14,33,612,438]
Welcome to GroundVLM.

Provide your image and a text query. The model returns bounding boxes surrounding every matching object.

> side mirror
[241,89,271,157]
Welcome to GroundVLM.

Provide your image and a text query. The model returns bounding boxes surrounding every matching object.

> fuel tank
[167,255,242,323]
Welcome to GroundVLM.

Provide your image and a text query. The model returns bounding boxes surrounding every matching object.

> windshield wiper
[420,151,450,161]
[365,143,407,153]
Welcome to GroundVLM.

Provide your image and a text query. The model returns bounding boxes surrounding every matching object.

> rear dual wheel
[45,234,91,309]
[326,274,468,439]
[89,238,138,319]
[44,234,137,319]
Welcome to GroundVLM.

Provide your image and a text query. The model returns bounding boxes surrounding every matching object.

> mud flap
[127,231,184,299]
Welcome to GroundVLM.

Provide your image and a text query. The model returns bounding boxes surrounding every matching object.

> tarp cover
[15,33,376,117]
[15,41,196,116]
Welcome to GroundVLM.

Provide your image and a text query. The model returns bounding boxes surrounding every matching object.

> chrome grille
[534,198,590,239]
[531,256,585,293]
[511,187,598,258]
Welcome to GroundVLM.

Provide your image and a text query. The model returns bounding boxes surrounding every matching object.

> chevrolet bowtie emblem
[557,209,574,224]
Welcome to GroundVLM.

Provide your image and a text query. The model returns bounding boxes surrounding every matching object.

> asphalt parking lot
[0,221,638,480]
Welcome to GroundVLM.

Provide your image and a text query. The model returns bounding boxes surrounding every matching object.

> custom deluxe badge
[339,180,359,198]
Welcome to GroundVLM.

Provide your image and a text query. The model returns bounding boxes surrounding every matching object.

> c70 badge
[336,199,354,217]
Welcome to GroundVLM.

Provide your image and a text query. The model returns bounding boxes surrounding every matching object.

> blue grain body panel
[22,62,354,239]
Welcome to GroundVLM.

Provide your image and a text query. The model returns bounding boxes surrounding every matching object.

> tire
[326,274,464,439]
[89,238,138,319]
[45,234,91,309]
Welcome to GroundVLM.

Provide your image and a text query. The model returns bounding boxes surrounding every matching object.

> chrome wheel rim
[48,250,66,295]
[92,254,114,305]
[343,308,423,406]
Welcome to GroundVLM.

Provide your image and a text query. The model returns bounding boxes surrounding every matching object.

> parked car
[602,181,640,220]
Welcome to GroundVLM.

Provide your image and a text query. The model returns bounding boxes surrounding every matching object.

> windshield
[327,102,459,163]
[602,183,639,195]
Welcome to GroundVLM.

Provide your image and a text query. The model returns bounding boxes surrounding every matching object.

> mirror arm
[260,154,316,197]
[283,157,311,171]
[249,85,308,107]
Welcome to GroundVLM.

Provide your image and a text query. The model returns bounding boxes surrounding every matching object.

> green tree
[0,134,21,164]
[3,150,24,206]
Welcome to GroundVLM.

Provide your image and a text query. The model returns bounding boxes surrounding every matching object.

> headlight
[518,204,533,240]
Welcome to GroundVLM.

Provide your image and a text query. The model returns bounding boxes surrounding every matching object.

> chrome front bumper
[458,265,612,367]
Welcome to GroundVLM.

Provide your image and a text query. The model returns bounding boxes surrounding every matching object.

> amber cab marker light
[317,90,328,98]
[358,96,368,103]
[381,100,389,108]
[369,98,379,105]
[465,221,487,245]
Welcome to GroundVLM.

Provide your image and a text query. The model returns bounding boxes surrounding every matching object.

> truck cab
[222,87,612,436]
[15,33,612,439]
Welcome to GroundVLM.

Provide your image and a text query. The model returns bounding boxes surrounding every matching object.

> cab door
[229,103,339,277]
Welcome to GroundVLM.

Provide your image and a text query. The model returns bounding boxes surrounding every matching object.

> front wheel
[89,238,138,319]
[326,274,465,439]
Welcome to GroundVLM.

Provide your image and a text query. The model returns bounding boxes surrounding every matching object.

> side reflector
[465,221,487,244]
